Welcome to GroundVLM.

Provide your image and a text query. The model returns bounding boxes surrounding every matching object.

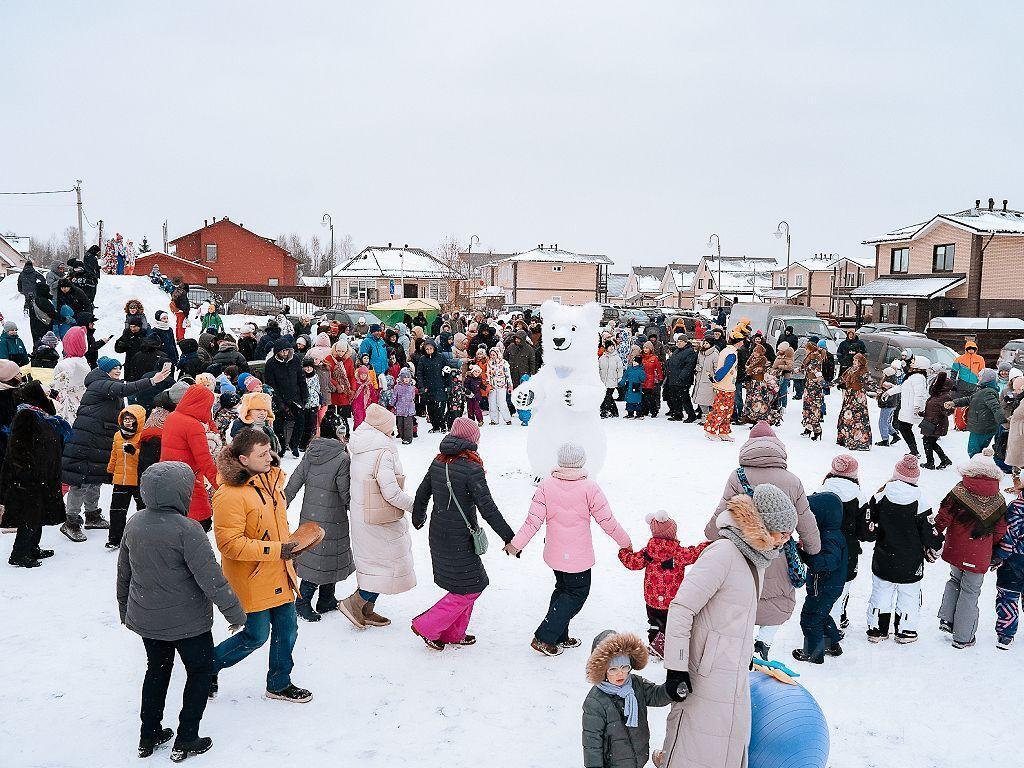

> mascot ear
[580,302,602,328]
[539,300,560,321]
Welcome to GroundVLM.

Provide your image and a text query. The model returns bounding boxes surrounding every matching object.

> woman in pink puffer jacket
[506,442,632,657]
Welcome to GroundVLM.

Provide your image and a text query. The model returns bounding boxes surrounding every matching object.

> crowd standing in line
[3,262,1024,766]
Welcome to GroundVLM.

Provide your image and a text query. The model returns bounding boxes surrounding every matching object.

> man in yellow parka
[210,429,312,703]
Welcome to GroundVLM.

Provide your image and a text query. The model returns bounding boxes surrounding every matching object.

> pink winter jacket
[511,468,632,573]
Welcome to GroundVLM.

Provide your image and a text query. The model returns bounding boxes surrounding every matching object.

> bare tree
[309,234,323,277]
[434,234,468,311]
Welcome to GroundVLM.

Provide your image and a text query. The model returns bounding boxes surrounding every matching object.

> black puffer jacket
[415,349,452,399]
[211,343,249,372]
[62,368,156,486]
[125,336,168,383]
[860,481,941,584]
[412,435,514,594]
[0,406,69,528]
[264,348,308,408]
[664,345,697,388]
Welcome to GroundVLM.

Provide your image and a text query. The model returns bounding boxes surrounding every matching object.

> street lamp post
[321,213,334,274]
[774,221,791,305]
[707,233,721,311]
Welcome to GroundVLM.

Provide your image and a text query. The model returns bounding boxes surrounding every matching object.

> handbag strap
[736,467,754,497]
[445,462,477,534]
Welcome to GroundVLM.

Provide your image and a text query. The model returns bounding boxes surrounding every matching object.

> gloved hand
[281,542,297,560]
[660,558,675,571]
[123,444,136,455]
[925,548,940,563]
[665,670,691,702]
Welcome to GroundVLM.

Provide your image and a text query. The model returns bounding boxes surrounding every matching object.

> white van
[727,302,837,352]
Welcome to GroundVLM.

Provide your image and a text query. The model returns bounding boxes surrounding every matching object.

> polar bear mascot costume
[512,300,607,479]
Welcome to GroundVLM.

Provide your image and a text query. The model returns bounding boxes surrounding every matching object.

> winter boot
[938,619,953,634]
[338,591,368,629]
[8,554,41,568]
[296,582,321,623]
[265,684,313,703]
[83,510,110,530]
[996,635,1014,650]
[951,637,976,649]
[411,624,446,651]
[867,613,891,643]
[314,583,338,614]
[138,728,174,758]
[360,600,391,628]
[33,547,54,559]
[649,632,666,659]
[530,638,563,656]
[170,737,213,763]
[60,522,87,543]
[753,640,770,660]
[825,642,844,657]
[791,648,824,664]
[207,676,218,699]
[895,630,918,644]
[454,634,476,646]
[558,637,582,649]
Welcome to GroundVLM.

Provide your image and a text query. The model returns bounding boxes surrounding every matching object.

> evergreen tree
[139,236,151,253]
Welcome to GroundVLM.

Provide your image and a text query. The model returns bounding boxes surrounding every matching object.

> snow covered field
[0,275,1014,767]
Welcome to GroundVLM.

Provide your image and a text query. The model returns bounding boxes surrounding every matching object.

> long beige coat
[347,423,416,594]
[692,348,718,408]
[662,498,766,768]
[1005,399,1024,469]
[704,433,820,627]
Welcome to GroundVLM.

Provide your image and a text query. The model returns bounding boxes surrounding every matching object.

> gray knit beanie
[168,380,190,404]
[752,483,797,533]
[557,442,586,469]
[979,368,997,385]
[2,321,17,333]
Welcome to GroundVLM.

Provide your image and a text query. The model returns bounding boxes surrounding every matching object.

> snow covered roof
[606,273,628,298]
[0,234,29,268]
[863,206,1024,244]
[670,269,696,289]
[299,276,328,288]
[136,250,213,271]
[704,256,780,274]
[787,254,876,271]
[329,246,460,279]
[635,274,662,292]
[851,274,966,299]
[487,247,612,266]
[632,265,667,280]
[761,288,807,299]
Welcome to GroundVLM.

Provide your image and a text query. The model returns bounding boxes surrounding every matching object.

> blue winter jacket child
[796,491,848,661]
[619,363,646,405]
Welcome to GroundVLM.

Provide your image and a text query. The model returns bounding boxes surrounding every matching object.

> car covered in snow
[858,331,956,382]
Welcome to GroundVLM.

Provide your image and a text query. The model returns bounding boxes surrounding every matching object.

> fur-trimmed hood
[716,494,775,553]
[586,630,648,684]
[216,448,251,487]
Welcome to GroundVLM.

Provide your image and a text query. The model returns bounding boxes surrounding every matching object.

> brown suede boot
[338,591,367,629]
[361,601,391,628]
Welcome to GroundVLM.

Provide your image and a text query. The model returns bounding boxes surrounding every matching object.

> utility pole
[707,233,722,310]
[98,219,104,252]
[162,220,169,253]
[74,180,85,260]
[322,213,334,274]
[775,221,791,304]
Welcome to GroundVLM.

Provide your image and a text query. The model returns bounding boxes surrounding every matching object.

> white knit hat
[557,442,586,469]
[958,447,1003,480]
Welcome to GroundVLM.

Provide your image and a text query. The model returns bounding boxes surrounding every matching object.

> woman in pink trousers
[505,442,632,657]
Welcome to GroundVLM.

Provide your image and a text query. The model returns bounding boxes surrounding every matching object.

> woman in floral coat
[741,343,772,424]
[798,341,825,440]
[837,352,873,450]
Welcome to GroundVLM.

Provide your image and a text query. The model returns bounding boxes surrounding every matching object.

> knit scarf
[719,526,778,570]
[949,482,1007,537]
[597,678,639,728]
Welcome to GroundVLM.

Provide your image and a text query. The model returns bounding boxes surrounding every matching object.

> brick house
[606,273,629,306]
[136,217,300,287]
[853,199,1024,330]
[132,250,214,285]
[479,246,612,305]
[624,266,668,307]
[767,253,876,323]
[685,255,778,309]
[329,244,464,308]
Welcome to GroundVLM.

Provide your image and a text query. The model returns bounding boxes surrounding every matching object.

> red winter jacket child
[640,352,663,391]
[619,513,710,610]
[160,384,219,523]
[935,456,1009,575]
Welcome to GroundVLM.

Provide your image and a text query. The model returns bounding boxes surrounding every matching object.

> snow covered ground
[0,275,1015,767]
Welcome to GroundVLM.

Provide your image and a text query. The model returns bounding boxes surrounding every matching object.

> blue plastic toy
[748,670,829,768]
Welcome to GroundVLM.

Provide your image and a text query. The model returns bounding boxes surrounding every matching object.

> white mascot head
[517,300,607,478]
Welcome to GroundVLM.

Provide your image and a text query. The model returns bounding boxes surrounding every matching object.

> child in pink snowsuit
[351,365,379,431]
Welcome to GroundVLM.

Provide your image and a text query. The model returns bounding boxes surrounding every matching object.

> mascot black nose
[553,337,566,346]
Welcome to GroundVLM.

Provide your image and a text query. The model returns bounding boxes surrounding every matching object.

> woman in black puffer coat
[411,416,514,649]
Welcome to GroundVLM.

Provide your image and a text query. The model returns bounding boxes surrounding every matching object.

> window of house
[268,278,279,287]
[779,274,787,287]
[427,282,450,302]
[697,279,704,290]
[794,274,804,287]
[348,278,377,302]
[857,272,865,286]
[206,276,218,284]
[933,244,955,272]
[708,277,714,290]
[882,302,908,325]
[552,265,563,273]
[890,247,909,273]
[205,243,217,262]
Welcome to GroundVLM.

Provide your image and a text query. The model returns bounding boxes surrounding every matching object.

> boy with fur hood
[618,511,710,659]
[934,448,1008,649]
[860,454,942,643]
[792,491,848,663]
[228,392,281,455]
[106,404,148,548]
[582,630,671,768]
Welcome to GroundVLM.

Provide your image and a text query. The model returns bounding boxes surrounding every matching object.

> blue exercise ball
[748,671,829,768]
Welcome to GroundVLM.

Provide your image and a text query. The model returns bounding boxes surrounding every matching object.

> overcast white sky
[3,1,1022,270]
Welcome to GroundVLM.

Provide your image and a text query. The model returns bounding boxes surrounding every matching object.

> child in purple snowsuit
[393,367,418,445]
[465,365,484,425]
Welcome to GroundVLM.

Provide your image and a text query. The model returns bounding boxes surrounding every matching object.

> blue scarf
[597,677,639,728]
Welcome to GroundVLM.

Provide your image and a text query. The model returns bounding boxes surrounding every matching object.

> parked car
[858,331,957,382]
[729,302,838,354]
[857,322,913,335]
[619,308,651,326]
[226,290,285,315]
[599,304,620,324]
[187,286,220,311]
[999,338,1024,369]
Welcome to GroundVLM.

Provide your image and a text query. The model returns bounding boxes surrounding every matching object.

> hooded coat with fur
[161,385,218,523]
[704,431,820,626]
[582,630,670,768]
[662,496,766,768]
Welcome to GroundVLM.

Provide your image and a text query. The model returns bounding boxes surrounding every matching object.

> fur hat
[239,392,274,423]
[752,483,798,533]
[830,454,859,480]
[586,630,648,684]
[557,442,586,469]
[891,453,921,485]
[126,314,145,328]
[646,510,677,540]
[748,421,775,439]
[363,403,396,436]
[195,372,217,391]
[958,447,1003,480]
[449,416,480,444]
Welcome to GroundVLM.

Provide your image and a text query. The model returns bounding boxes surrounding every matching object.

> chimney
[212,216,217,223]
[404,244,408,249]
[538,244,543,250]
[204,219,208,227]
[1003,199,1008,212]
[388,242,392,248]
[554,243,558,250]
[975,199,981,209]
[988,197,995,211]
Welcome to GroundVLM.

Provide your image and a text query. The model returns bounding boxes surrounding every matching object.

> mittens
[123,444,136,455]
[665,670,691,702]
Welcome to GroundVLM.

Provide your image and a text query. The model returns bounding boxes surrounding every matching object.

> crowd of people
[3,269,1024,766]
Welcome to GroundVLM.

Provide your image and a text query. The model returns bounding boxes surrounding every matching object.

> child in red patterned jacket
[618,510,710,658]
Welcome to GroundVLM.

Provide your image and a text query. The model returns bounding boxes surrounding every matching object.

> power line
[0,188,76,195]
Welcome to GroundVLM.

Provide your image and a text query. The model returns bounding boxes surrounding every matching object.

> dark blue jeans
[800,585,844,660]
[213,603,297,692]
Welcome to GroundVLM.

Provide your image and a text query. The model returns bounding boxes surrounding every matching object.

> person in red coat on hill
[619,510,710,658]
[640,342,664,418]
[934,447,1009,648]
[160,385,219,529]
